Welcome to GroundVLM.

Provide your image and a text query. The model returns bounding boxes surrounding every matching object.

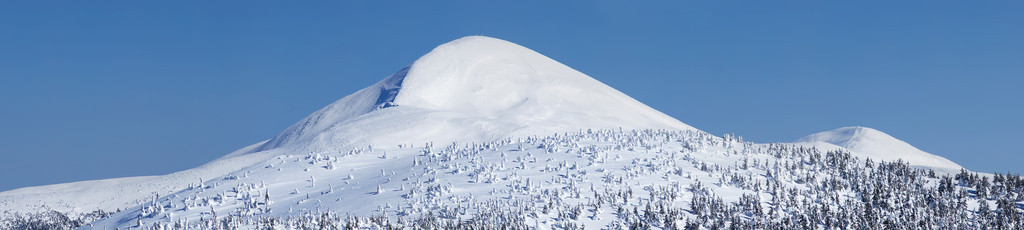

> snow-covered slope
[0,36,693,219]
[256,36,694,152]
[83,129,1008,229]
[0,142,275,218]
[795,126,961,170]
[3,36,1001,230]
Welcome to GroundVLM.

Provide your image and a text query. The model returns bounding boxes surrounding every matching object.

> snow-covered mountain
[255,36,694,153]
[0,35,693,223]
[0,142,273,221]
[0,36,689,218]
[795,126,961,170]
[2,36,1018,229]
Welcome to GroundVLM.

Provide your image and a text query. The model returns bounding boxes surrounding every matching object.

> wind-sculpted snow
[374,67,407,109]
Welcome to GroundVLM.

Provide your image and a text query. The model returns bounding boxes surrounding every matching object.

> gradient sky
[1,1,1021,191]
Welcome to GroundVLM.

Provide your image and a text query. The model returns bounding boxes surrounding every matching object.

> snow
[257,36,694,152]
[0,141,276,218]
[82,130,762,229]
[0,36,996,229]
[0,35,694,220]
[795,126,962,170]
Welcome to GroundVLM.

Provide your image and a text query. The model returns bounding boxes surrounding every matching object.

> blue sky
[1,1,1021,191]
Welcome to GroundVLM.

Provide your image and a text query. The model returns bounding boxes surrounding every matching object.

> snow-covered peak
[796,126,961,170]
[257,36,695,151]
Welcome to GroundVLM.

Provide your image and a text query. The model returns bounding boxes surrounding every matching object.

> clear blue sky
[1,1,1021,191]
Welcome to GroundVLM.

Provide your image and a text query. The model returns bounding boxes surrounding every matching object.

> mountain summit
[796,126,961,170]
[0,36,699,219]
[2,36,1004,230]
[258,36,695,152]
